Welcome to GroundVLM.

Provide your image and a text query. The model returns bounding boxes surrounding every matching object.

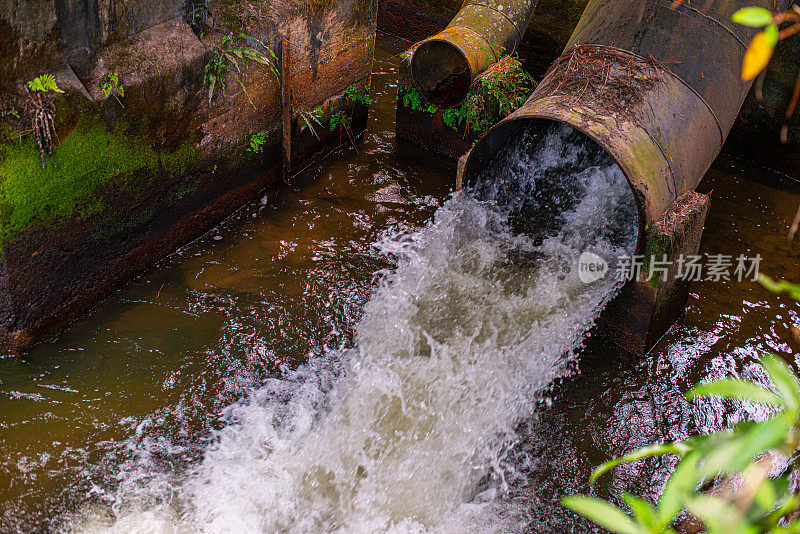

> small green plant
[400,56,534,136]
[563,276,800,534]
[203,34,278,108]
[401,84,438,114]
[26,74,64,169]
[27,74,64,94]
[1,108,20,120]
[188,3,213,39]
[247,131,267,153]
[329,110,349,132]
[441,56,535,135]
[298,108,323,139]
[101,72,125,107]
[344,85,372,106]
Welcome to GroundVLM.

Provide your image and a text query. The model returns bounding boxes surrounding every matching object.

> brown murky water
[1,35,799,532]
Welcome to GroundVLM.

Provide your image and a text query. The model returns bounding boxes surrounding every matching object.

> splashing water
[74,124,639,533]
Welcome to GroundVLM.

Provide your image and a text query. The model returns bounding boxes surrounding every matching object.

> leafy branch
[101,72,125,108]
[563,275,800,534]
[203,34,278,108]
[733,6,800,143]
[298,108,323,139]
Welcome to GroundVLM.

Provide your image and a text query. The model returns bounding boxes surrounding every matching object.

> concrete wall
[0,0,377,352]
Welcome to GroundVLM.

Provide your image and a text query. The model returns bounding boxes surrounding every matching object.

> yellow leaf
[742,28,776,81]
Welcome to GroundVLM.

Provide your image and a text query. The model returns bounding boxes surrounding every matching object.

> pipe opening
[462,119,642,256]
[410,40,473,107]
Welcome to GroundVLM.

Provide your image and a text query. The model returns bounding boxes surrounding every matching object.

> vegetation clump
[203,34,278,107]
[401,55,535,135]
[26,74,64,169]
[247,131,268,153]
[329,85,372,137]
[101,72,125,107]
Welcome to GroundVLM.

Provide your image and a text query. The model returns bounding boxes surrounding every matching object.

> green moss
[0,111,198,251]
[643,231,673,289]
[247,131,268,153]
[91,205,159,242]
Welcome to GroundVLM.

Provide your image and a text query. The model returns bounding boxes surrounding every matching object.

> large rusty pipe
[460,0,788,229]
[409,0,540,107]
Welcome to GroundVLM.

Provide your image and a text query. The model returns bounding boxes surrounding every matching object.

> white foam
[75,124,638,534]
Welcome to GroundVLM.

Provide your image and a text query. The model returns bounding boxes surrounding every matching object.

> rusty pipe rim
[409,38,475,108]
[461,114,648,254]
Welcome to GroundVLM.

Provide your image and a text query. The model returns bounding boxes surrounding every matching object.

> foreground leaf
[658,452,699,526]
[732,7,773,27]
[562,496,641,534]
[761,354,800,413]
[759,274,800,300]
[742,25,778,81]
[686,378,783,407]
[697,413,793,480]
[590,442,693,482]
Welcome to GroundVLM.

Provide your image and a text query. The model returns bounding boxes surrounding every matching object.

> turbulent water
[72,124,638,533]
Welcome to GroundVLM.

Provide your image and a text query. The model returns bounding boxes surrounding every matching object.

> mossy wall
[0,0,377,353]
[0,107,197,251]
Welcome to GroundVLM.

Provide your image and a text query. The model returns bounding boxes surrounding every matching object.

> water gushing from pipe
[75,124,638,533]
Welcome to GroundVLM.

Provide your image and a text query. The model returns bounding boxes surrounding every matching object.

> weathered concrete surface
[1,0,62,90]
[0,0,377,353]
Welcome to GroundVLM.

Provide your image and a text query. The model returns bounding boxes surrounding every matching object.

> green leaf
[658,452,699,526]
[562,496,641,534]
[741,26,777,80]
[774,520,800,534]
[732,7,773,27]
[685,494,743,532]
[622,493,657,529]
[227,54,241,72]
[753,475,778,511]
[686,378,784,407]
[590,442,693,482]
[27,74,63,93]
[698,413,792,480]
[761,355,800,413]
[765,22,779,47]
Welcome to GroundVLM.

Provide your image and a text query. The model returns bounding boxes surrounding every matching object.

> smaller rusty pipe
[410,0,539,107]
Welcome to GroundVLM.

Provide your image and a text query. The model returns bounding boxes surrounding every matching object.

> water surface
[0,35,798,533]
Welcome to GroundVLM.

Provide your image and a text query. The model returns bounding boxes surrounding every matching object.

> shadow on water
[0,33,798,533]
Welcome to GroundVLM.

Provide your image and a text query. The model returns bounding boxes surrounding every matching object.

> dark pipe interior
[410,40,473,107]
[463,118,645,251]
